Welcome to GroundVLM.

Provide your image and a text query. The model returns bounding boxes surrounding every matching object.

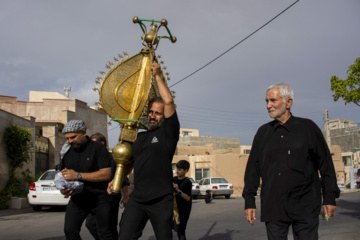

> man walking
[242,83,340,240]
[60,120,116,240]
[85,133,130,239]
[109,62,180,240]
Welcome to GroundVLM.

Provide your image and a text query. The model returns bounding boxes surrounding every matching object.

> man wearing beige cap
[59,120,116,240]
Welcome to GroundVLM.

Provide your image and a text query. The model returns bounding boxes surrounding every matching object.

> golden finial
[171,90,176,95]
[99,71,106,75]
[160,61,164,65]
[92,87,99,92]
[107,120,112,126]
[106,64,111,69]
[123,52,129,58]
[167,77,171,81]
[157,55,162,59]
[108,61,114,66]
[162,66,167,71]
[165,72,169,76]
[96,76,102,80]
[95,79,101,84]
[114,57,119,62]
[118,54,123,59]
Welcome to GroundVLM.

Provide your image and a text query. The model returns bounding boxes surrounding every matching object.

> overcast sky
[1,0,359,148]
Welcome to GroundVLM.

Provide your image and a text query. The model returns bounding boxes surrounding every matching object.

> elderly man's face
[147,102,165,130]
[266,88,287,120]
[65,131,87,149]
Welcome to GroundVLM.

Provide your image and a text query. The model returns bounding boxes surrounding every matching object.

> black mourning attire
[119,112,180,240]
[243,116,340,222]
[62,137,115,240]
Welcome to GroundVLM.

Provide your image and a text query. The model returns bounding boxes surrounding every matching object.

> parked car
[27,169,70,211]
[198,177,234,199]
[189,177,200,199]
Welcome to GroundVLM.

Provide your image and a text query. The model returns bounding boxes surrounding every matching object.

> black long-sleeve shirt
[242,115,340,222]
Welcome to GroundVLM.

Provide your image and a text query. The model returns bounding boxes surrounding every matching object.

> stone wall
[177,136,240,150]
[330,126,360,152]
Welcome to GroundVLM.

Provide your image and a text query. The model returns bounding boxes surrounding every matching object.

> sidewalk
[0,206,33,217]
[342,188,360,193]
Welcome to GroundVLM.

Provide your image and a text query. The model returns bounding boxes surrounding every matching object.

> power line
[169,0,300,88]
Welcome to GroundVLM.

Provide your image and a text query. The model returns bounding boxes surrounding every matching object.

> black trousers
[265,217,319,240]
[119,194,173,240]
[177,210,191,240]
[64,198,117,240]
[86,194,122,239]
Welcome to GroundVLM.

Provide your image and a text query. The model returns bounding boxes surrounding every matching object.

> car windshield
[189,178,196,183]
[40,171,57,180]
[211,178,228,184]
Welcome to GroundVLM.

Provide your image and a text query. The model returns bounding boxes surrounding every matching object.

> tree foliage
[330,57,360,107]
[0,124,34,208]
[3,124,33,176]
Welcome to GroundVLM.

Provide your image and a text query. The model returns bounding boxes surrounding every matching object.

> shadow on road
[335,198,360,219]
[198,221,240,240]
[39,237,65,240]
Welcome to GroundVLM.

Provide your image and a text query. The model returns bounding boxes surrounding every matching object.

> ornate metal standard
[94,17,176,194]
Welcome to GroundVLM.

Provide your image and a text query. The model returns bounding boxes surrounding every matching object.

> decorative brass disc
[99,48,156,125]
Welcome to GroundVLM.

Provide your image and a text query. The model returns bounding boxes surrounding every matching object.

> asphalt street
[0,191,359,240]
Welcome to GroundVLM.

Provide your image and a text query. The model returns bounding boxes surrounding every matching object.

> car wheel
[193,195,198,200]
[225,194,231,199]
[32,205,42,211]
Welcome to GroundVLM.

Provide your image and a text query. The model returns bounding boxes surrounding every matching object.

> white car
[27,169,70,211]
[198,177,234,199]
[189,177,200,199]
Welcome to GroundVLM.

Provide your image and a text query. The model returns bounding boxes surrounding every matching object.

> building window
[183,131,190,137]
[244,149,251,154]
[195,168,210,181]
[343,156,352,167]
[172,164,176,174]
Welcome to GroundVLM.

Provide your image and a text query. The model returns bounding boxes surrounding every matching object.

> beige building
[172,129,346,197]
[324,117,360,187]
[173,144,248,197]
[179,128,199,137]
[0,91,108,182]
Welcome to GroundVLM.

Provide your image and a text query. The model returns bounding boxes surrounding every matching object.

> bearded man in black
[108,62,180,240]
[60,120,115,240]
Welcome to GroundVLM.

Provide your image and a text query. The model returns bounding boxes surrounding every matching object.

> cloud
[1,0,360,147]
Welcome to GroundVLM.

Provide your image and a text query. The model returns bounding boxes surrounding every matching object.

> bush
[0,125,34,208]
[4,124,33,176]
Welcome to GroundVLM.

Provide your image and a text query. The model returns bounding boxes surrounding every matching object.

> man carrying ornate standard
[108,62,180,240]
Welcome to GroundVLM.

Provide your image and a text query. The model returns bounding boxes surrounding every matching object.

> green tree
[330,57,360,107]
[0,124,34,208]
[3,124,33,176]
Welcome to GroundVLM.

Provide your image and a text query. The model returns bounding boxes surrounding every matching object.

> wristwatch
[76,172,82,181]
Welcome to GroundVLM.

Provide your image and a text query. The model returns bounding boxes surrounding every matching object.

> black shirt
[131,111,180,202]
[173,177,192,216]
[62,136,112,203]
[242,115,340,221]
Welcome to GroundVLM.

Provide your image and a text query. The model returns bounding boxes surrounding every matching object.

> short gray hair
[266,83,294,101]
